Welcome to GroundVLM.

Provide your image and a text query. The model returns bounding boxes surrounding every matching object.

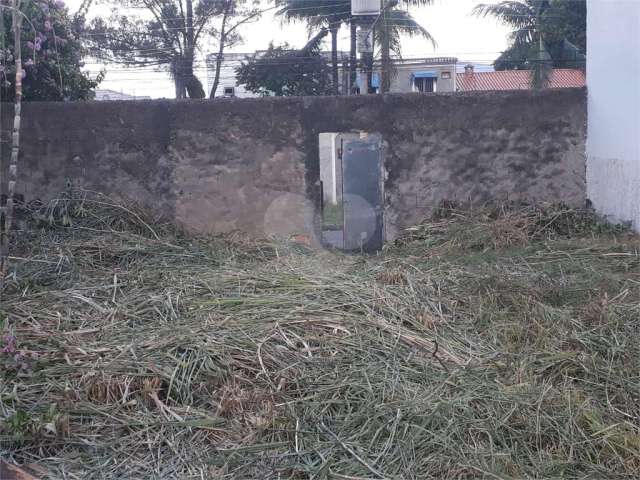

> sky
[65,0,512,98]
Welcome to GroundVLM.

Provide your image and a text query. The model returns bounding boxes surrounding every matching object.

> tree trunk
[366,52,374,93]
[182,0,205,99]
[330,25,339,95]
[186,0,195,50]
[209,51,224,99]
[1,0,24,293]
[175,76,185,99]
[209,9,230,99]
[349,18,357,94]
[380,10,391,93]
[184,56,206,98]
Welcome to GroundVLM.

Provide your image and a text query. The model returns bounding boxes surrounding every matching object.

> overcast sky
[65,0,511,98]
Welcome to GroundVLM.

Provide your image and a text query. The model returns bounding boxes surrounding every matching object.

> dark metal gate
[342,137,383,252]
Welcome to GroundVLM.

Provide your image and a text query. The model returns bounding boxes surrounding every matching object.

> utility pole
[357,18,375,93]
[352,0,397,94]
[352,0,378,94]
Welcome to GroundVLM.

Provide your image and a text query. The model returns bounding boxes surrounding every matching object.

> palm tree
[474,1,585,88]
[277,0,351,94]
[277,0,435,95]
[474,1,548,54]
[377,3,436,93]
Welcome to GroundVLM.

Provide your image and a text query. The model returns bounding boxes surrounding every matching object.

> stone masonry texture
[1,88,586,241]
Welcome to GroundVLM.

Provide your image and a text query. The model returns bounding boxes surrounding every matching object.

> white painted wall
[587,0,640,230]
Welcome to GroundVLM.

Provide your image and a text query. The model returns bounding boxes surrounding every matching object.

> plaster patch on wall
[171,129,306,234]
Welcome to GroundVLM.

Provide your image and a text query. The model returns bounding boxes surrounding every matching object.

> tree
[277,0,350,95]
[89,0,237,99]
[377,2,435,93]
[236,33,332,96]
[208,0,264,98]
[277,0,434,95]
[0,0,103,101]
[474,0,586,72]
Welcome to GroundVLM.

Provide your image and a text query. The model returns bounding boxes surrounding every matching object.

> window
[414,77,436,93]
[223,87,235,97]
[441,71,451,79]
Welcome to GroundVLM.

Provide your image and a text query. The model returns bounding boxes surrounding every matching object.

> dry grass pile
[1,193,639,479]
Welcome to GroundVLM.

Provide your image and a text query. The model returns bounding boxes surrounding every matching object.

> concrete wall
[319,133,338,205]
[1,89,586,241]
[586,0,640,231]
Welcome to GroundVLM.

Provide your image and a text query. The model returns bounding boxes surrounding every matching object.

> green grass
[323,203,344,229]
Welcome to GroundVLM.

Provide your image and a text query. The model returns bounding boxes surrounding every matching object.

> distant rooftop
[457,68,586,91]
[94,89,152,101]
[207,52,457,66]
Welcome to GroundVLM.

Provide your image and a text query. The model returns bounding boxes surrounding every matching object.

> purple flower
[26,41,34,50]
[25,58,34,67]
[44,20,52,31]
[1,333,17,354]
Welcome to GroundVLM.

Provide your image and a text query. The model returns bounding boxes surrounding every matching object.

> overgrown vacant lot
[1,196,639,479]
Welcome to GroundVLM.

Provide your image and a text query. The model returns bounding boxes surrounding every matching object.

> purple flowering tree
[0,0,103,101]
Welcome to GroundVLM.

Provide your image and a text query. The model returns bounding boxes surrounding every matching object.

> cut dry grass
[1,193,639,479]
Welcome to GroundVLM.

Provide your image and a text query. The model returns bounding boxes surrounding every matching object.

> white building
[206,53,259,99]
[207,51,459,97]
[94,89,151,101]
[586,0,640,231]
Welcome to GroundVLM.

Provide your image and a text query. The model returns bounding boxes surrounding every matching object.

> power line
[81,8,352,37]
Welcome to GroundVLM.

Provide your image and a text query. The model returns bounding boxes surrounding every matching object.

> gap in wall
[319,132,384,252]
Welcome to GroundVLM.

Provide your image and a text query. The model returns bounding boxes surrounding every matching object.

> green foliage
[0,0,103,101]
[87,0,215,98]
[277,0,435,94]
[87,1,259,99]
[236,41,332,96]
[1,405,68,441]
[276,0,351,27]
[376,6,436,56]
[475,0,586,71]
[322,203,343,229]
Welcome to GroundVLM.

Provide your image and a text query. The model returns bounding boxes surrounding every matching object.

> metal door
[342,137,383,252]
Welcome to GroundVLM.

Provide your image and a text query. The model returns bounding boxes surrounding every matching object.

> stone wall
[1,88,587,241]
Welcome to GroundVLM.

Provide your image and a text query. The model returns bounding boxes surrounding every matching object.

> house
[457,65,586,91]
[94,89,151,101]
[207,52,458,97]
[206,52,259,99]
[352,57,458,94]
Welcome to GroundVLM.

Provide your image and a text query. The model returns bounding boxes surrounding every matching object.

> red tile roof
[456,69,585,91]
